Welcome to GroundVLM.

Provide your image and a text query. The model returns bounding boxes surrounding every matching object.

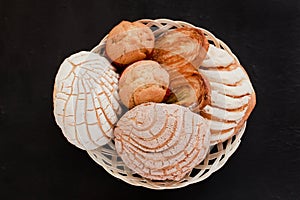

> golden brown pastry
[114,103,211,181]
[199,44,256,144]
[151,27,210,111]
[152,27,209,67]
[105,21,155,66]
[118,60,169,109]
[165,63,211,112]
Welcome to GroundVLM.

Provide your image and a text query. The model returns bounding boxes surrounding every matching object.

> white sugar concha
[114,102,211,181]
[200,44,256,144]
[53,51,122,150]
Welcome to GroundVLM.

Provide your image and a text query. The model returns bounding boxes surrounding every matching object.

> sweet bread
[199,45,256,144]
[152,27,210,111]
[53,51,122,150]
[105,21,155,66]
[118,60,169,109]
[114,102,210,181]
[152,27,209,67]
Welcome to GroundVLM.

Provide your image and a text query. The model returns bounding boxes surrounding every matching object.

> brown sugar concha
[199,45,256,144]
[105,21,155,66]
[114,103,211,181]
[53,51,122,150]
[118,60,169,109]
[152,27,209,67]
[152,27,210,111]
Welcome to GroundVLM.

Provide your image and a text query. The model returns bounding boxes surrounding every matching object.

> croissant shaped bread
[152,27,210,111]
[114,103,211,181]
[53,51,122,150]
[199,45,256,144]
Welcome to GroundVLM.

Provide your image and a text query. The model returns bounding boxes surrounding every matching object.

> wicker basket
[87,18,247,189]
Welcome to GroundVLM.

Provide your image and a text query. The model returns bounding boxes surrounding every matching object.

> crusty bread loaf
[114,103,211,181]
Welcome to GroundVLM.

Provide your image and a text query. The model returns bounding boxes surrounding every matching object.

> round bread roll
[105,21,155,66]
[152,27,210,111]
[114,103,211,181]
[118,60,169,109]
[53,51,122,150]
[199,45,256,144]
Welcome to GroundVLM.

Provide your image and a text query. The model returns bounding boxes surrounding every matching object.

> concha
[114,102,211,181]
[53,51,122,150]
[199,45,256,144]
[152,27,209,68]
[151,27,211,111]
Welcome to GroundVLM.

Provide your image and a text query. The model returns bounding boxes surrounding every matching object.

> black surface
[1,0,300,199]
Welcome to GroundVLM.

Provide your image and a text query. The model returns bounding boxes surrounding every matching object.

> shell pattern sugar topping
[200,45,256,144]
[114,103,211,181]
[53,51,122,150]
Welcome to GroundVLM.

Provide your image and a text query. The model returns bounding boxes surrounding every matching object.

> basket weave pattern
[87,19,246,189]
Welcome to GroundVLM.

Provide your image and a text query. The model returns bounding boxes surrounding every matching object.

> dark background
[1,0,299,199]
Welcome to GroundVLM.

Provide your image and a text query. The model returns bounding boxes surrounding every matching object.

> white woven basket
[87,18,247,190]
